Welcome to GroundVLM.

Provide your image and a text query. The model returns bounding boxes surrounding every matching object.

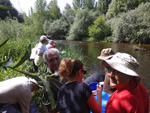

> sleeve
[83,83,92,101]
[83,73,105,84]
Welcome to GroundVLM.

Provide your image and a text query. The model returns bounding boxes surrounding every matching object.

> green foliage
[63,3,75,25]
[113,3,150,44]
[126,0,147,10]
[106,0,127,19]
[27,0,49,36]
[88,15,111,41]
[104,36,113,42]
[97,0,111,14]
[0,38,33,81]
[67,9,97,40]
[0,5,12,9]
[0,18,37,40]
[0,18,23,39]
[43,17,69,40]
[49,0,61,21]
[73,0,96,10]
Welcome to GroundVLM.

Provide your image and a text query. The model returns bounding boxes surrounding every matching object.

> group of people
[30,35,56,72]
[41,43,149,113]
[0,35,149,113]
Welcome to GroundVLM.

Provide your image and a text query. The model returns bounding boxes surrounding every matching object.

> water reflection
[55,40,150,104]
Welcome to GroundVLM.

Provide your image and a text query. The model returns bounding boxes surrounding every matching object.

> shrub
[43,17,69,40]
[67,9,97,41]
[88,15,111,41]
[113,3,150,44]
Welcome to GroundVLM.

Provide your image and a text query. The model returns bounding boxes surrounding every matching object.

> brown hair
[59,58,83,81]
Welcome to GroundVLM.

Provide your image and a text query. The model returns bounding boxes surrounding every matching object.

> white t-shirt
[30,47,38,60]
[34,42,47,66]
[0,77,33,113]
[37,42,47,54]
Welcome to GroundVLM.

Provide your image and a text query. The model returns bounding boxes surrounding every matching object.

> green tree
[67,9,97,40]
[63,3,75,24]
[83,0,95,9]
[73,0,96,10]
[106,0,127,19]
[49,0,61,21]
[113,3,150,44]
[0,0,23,22]
[88,15,111,41]
[29,0,48,35]
[126,0,148,10]
[43,17,69,40]
[97,0,111,15]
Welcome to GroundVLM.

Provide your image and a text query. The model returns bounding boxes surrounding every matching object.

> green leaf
[0,38,9,48]
[0,5,13,9]
[0,58,13,67]
[12,44,31,68]
[38,76,56,109]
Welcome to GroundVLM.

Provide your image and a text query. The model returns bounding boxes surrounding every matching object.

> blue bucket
[88,82,110,113]
[88,82,100,90]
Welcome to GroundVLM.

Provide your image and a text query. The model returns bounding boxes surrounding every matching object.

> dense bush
[0,18,24,39]
[0,18,39,40]
[113,3,150,44]
[106,0,127,20]
[43,17,69,40]
[88,15,111,41]
[67,9,97,40]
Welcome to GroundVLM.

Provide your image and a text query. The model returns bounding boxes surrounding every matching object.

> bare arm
[87,85,102,113]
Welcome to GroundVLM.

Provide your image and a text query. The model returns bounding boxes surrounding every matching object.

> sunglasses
[81,70,86,74]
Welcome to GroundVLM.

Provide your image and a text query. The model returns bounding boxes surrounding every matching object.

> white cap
[40,35,49,41]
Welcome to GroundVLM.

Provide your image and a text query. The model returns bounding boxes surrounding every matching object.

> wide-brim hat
[97,48,114,60]
[102,52,140,78]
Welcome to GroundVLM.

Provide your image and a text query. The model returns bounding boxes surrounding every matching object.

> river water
[55,40,150,108]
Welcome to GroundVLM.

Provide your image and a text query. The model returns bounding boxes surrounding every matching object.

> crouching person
[0,76,41,113]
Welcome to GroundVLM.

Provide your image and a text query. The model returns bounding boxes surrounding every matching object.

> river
[55,40,150,108]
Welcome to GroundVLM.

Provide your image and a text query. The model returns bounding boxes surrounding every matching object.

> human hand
[92,84,102,96]
[97,84,102,95]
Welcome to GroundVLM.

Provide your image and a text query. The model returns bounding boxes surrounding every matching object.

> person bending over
[0,76,40,113]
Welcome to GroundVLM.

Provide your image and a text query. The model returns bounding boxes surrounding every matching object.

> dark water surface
[55,40,150,108]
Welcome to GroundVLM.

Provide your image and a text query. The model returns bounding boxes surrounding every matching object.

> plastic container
[88,82,110,113]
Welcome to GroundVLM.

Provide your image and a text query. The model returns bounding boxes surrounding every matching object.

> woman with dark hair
[57,58,102,113]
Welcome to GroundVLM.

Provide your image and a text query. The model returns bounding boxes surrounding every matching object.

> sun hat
[102,52,140,78]
[97,48,114,60]
[40,35,49,41]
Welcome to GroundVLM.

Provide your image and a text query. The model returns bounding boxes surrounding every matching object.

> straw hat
[97,48,114,60]
[102,52,140,78]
